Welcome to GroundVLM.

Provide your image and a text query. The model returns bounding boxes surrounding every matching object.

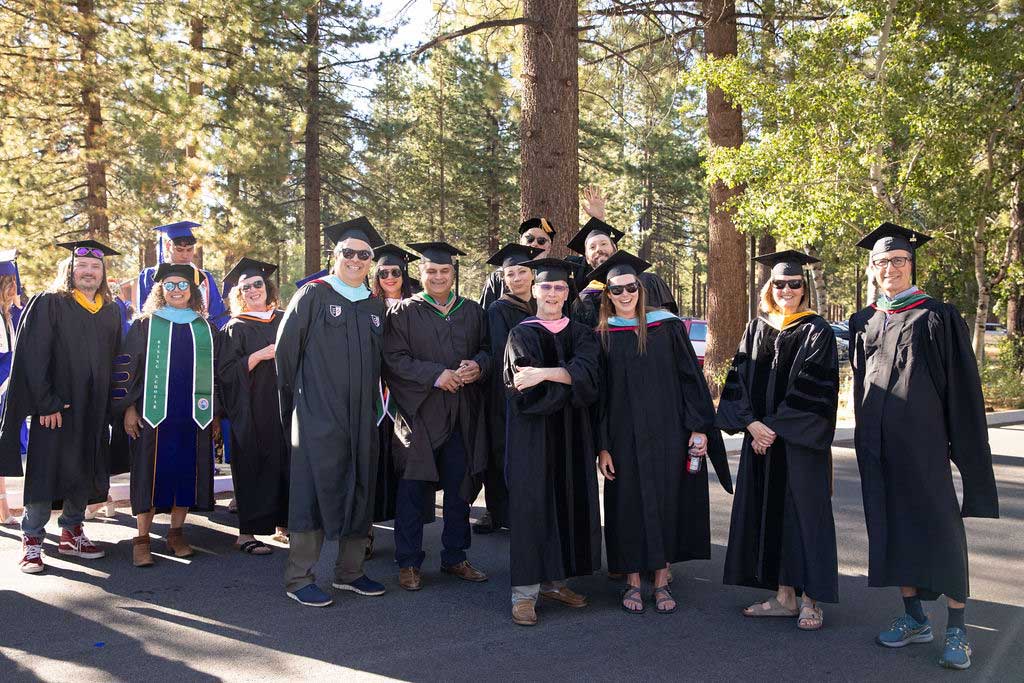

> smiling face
[333,237,372,287]
[870,248,913,298]
[72,257,104,295]
[503,265,534,299]
[238,274,268,311]
[585,234,615,269]
[421,261,455,300]
[771,275,805,315]
[163,276,192,309]
[607,273,641,318]
[376,264,404,297]
[532,279,568,319]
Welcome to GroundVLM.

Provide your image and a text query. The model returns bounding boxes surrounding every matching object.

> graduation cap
[56,239,120,258]
[155,221,200,243]
[520,257,575,284]
[374,244,419,268]
[407,241,466,265]
[752,249,820,279]
[487,244,543,269]
[223,257,278,295]
[325,216,385,248]
[0,249,22,295]
[566,217,625,255]
[294,269,328,289]
[585,250,651,285]
[519,217,556,237]
[856,222,932,256]
[155,263,202,286]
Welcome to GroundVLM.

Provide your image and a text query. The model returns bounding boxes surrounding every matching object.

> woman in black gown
[716,250,839,631]
[217,258,289,555]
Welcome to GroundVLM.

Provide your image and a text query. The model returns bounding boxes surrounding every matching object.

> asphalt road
[1,424,1022,682]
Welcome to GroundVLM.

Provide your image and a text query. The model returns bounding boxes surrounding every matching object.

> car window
[689,322,707,341]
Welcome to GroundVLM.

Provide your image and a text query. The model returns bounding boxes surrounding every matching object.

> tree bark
[76,0,109,240]
[1007,169,1023,338]
[702,0,747,392]
[805,243,827,313]
[303,5,322,276]
[520,0,579,255]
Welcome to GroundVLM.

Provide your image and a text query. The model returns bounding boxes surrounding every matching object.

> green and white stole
[142,310,214,429]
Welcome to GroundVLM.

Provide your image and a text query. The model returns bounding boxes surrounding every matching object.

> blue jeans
[394,433,472,569]
[22,493,88,539]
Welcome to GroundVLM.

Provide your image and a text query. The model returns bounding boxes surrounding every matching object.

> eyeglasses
[377,267,402,279]
[73,247,105,258]
[523,234,549,246]
[872,256,912,268]
[239,280,265,292]
[340,248,372,261]
[536,283,568,293]
[772,280,804,290]
[608,282,639,296]
[162,281,191,292]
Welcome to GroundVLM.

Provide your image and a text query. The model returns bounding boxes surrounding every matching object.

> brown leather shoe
[132,536,154,567]
[441,560,488,582]
[540,586,588,608]
[399,567,422,591]
[166,527,194,558]
[512,600,537,626]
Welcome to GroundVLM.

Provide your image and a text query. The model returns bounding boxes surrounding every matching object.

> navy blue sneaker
[877,613,934,647]
[939,627,972,670]
[333,574,386,596]
[286,583,333,607]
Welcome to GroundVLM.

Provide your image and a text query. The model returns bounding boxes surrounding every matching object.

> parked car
[830,322,850,363]
[681,318,707,367]
[985,322,1007,337]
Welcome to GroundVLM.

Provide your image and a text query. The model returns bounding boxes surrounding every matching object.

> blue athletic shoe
[939,627,972,670]
[877,613,934,647]
[287,583,333,607]
[333,574,386,596]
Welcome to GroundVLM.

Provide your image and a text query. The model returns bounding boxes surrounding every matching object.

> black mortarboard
[752,249,820,278]
[519,217,556,237]
[294,269,328,289]
[155,221,200,243]
[325,216,385,248]
[0,249,21,294]
[486,244,543,269]
[155,263,202,285]
[520,257,574,284]
[56,239,120,258]
[374,244,419,268]
[407,241,466,265]
[223,257,278,295]
[566,217,625,255]
[856,222,932,256]
[586,250,651,285]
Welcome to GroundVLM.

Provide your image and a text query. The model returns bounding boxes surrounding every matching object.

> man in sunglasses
[849,222,998,670]
[0,240,123,574]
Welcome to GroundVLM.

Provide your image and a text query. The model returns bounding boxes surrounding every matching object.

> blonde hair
[228,276,280,316]
[758,275,810,315]
[0,275,17,324]
[596,279,649,354]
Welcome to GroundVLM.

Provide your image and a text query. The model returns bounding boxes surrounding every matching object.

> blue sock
[903,595,926,623]
[947,606,966,631]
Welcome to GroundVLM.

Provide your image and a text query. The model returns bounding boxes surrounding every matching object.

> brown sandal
[743,597,799,617]
[798,603,823,630]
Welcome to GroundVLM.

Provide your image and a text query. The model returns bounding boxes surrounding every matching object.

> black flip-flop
[653,585,677,614]
[621,586,645,614]
[238,540,272,555]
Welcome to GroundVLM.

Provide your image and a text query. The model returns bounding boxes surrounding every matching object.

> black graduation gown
[0,293,121,507]
[597,315,732,574]
[717,315,839,602]
[505,319,602,586]
[217,312,289,535]
[849,299,998,602]
[382,294,490,501]
[112,317,216,514]
[276,282,385,540]
[570,271,678,329]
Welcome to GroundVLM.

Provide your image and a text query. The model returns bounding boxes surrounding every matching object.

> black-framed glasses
[608,282,639,296]
[523,234,549,246]
[239,280,265,292]
[772,280,804,290]
[341,248,372,261]
[73,247,105,258]
[162,281,191,292]
[377,267,402,279]
[872,256,911,268]
[536,283,568,293]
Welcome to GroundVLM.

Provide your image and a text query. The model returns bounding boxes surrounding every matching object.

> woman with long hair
[593,251,731,615]
[216,258,288,555]
[113,263,217,567]
[717,250,839,631]
[0,253,23,525]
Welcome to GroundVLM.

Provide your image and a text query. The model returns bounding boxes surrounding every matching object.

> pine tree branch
[409,18,542,60]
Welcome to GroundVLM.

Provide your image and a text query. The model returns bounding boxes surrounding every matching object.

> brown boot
[512,600,537,626]
[133,536,154,567]
[399,567,422,591]
[166,527,194,558]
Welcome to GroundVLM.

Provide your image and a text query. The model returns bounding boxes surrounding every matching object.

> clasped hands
[436,360,481,393]
[747,420,777,455]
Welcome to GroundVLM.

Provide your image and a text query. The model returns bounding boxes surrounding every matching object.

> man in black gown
[849,222,998,670]
[0,240,122,573]
[276,217,388,607]
[384,241,491,591]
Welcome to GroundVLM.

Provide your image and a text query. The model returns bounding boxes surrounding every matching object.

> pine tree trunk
[1007,173,1023,337]
[805,243,828,313]
[77,0,109,239]
[521,0,579,255]
[486,106,501,253]
[303,6,322,276]
[185,14,204,192]
[703,0,747,392]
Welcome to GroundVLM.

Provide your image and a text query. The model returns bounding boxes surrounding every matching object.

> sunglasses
[523,234,549,246]
[536,283,568,293]
[240,280,265,292]
[772,280,804,290]
[377,267,403,279]
[872,256,912,268]
[73,247,105,259]
[341,248,372,261]
[608,282,639,296]
[162,281,191,292]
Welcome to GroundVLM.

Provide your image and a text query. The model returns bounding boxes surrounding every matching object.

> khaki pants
[284,527,368,593]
